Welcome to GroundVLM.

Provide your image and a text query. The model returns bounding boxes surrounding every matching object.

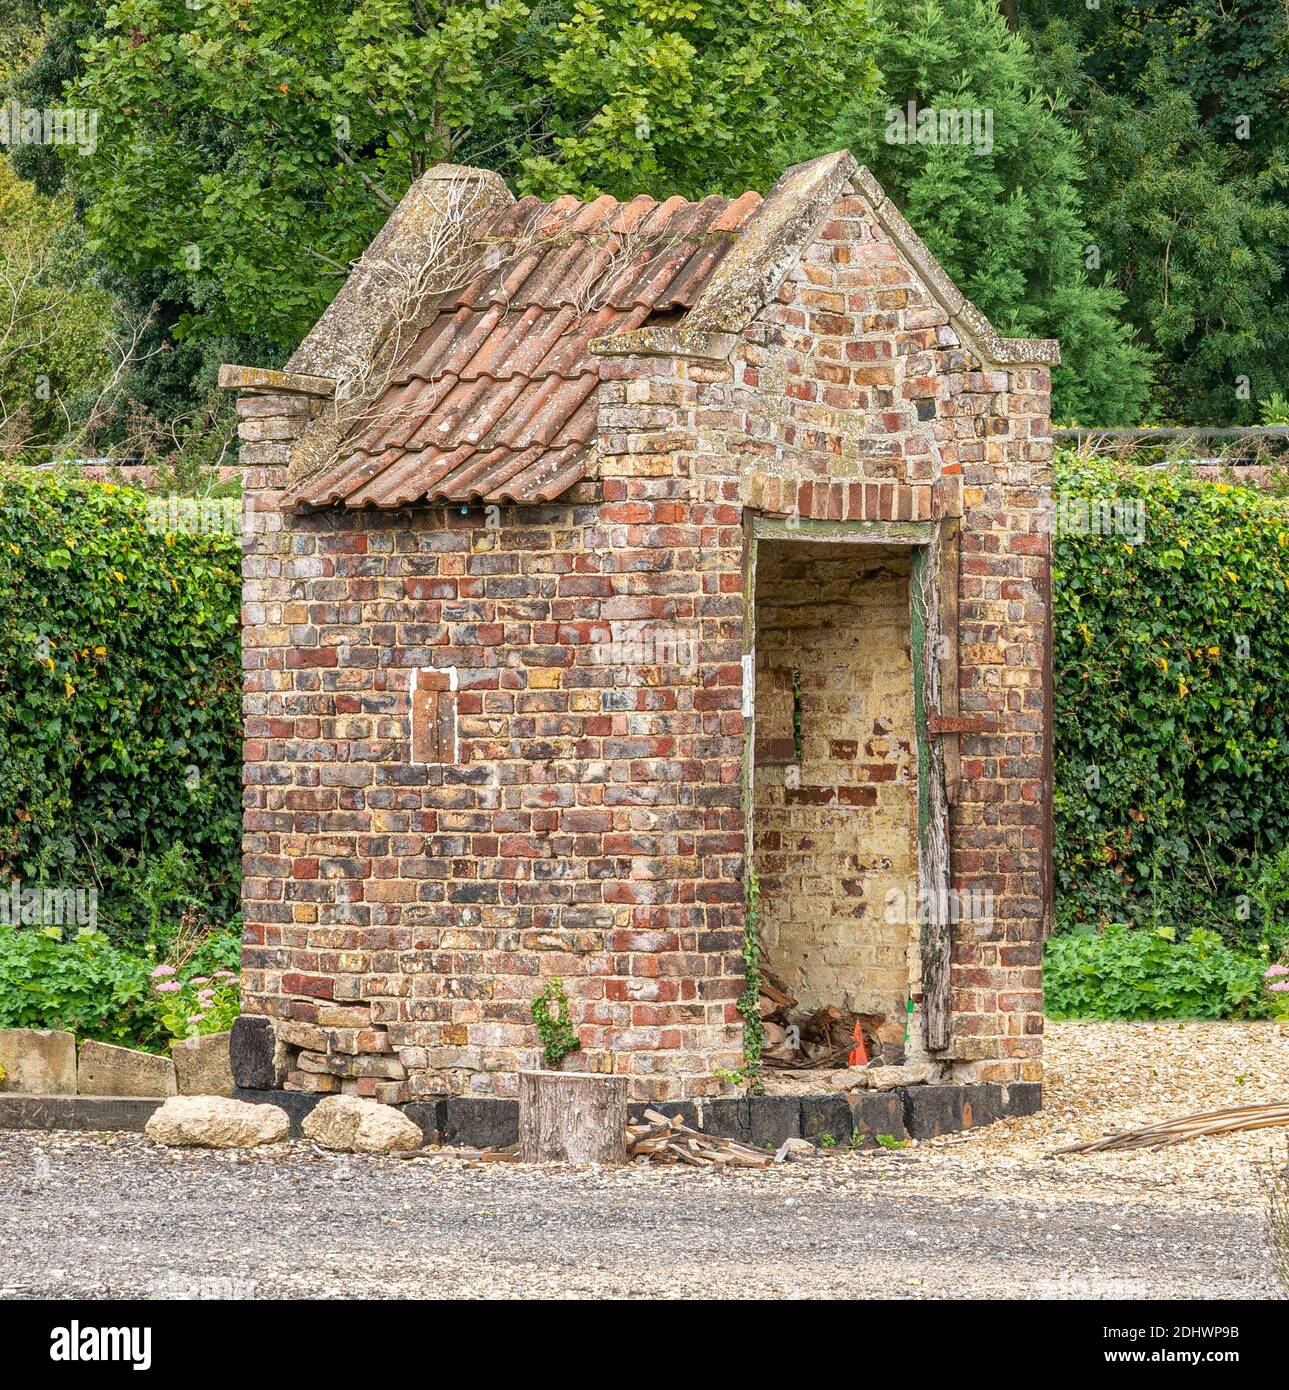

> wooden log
[517,1070,628,1165]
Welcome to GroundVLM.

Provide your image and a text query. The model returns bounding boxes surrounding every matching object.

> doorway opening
[751,536,921,1067]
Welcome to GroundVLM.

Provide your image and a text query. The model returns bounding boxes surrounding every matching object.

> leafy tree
[22,0,877,354]
[819,0,1154,425]
[1019,1,1289,424]
[0,161,114,456]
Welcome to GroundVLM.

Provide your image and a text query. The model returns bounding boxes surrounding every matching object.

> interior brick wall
[751,541,917,1039]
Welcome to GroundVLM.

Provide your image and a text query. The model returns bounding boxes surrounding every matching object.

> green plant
[151,962,240,1040]
[25,0,878,356]
[875,1133,907,1150]
[1263,963,1289,1021]
[1044,924,1273,1021]
[530,976,581,1069]
[0,925,161,1048]
[1052,456,1289,943]
[818,1131,837,1149]
[0,471,242,945]
[736,870,765,1090]
[1248,848,1289,960]
[820,0,1154,425]
[0,922,241,1051]
[1264,1149,1289,1296]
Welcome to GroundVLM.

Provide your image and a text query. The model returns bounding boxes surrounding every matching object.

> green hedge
[0,469,242,943]
[1052,456,1289,949]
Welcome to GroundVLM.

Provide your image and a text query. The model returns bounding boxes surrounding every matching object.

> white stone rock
[145,1095,289,1148]
[301,1094,423,1153]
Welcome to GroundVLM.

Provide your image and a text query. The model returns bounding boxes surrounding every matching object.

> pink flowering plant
[1265,963,1289,1021]
[152,965,240,1040]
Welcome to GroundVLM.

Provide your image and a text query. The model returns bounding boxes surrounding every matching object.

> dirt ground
[1,1021,1285,1300]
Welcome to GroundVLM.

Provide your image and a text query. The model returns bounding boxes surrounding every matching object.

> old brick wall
[238,381,748,1099]
[751,540,917,1039]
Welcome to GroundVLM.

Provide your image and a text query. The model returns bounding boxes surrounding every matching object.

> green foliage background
[0,470,242,942]
[1052,455,1289,948]
[822,0,1154,426]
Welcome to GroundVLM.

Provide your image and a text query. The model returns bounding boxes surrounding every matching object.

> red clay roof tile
[288,185,761,508]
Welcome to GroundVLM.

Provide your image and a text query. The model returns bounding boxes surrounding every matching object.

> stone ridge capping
[591,152,1061,371]
[286,163,514,383]
[849,166,1061,369]
[217,364,336,398]
[257,163,514,496]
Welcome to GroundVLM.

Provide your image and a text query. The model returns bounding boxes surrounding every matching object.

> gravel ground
[2,1021,1285,1300]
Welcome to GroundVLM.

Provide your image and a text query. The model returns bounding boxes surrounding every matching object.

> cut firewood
[629,1108,777,1168]
[758,970,797,1024]
[801,1003,883,1055]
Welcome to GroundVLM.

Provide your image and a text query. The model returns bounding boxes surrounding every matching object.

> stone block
[697,1096,751,1143]
[440,1097,518,1149]
[847,1090,904,1147]
[77,1041,176,1098]
[229,1015,285,1089]
[171,1031,234,1096]
[232,1087,324,1137]
[401,1100,443,1144]
[0,1028,77,1095]
[748,1095,802,1149]
[800,1093,853,1143]
[1002,1081,1042,1117]
[0,1095,161,1132]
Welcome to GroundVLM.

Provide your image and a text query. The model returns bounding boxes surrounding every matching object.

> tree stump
[518,1070,628,1165]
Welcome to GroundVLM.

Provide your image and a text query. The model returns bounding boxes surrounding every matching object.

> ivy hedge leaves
[0,469,242,944]
[1052,455,1289,953]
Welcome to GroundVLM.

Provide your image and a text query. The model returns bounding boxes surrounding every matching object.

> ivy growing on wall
[0,470,242,942]
[1052,454,1289,947]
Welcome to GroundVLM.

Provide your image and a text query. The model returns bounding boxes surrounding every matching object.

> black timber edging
[0,1094,165,1132]
[1,1082,1042,1146]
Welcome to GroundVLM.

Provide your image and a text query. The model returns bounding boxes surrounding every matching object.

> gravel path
[2,1022,1285,1300]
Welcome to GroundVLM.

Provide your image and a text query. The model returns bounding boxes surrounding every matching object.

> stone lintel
[589,327,737,362]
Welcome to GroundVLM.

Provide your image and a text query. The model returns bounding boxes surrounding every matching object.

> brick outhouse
[222,150,1056,1117]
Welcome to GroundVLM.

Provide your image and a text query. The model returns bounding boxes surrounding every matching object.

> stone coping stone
[0,1029,77,1095]
[77,1040,177,1098]
[3,1082,1042,1144]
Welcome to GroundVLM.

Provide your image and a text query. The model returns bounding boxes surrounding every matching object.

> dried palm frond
[1051,1101,1289,1155]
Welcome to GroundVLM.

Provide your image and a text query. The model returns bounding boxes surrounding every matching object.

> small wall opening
[752,538,919,1064]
